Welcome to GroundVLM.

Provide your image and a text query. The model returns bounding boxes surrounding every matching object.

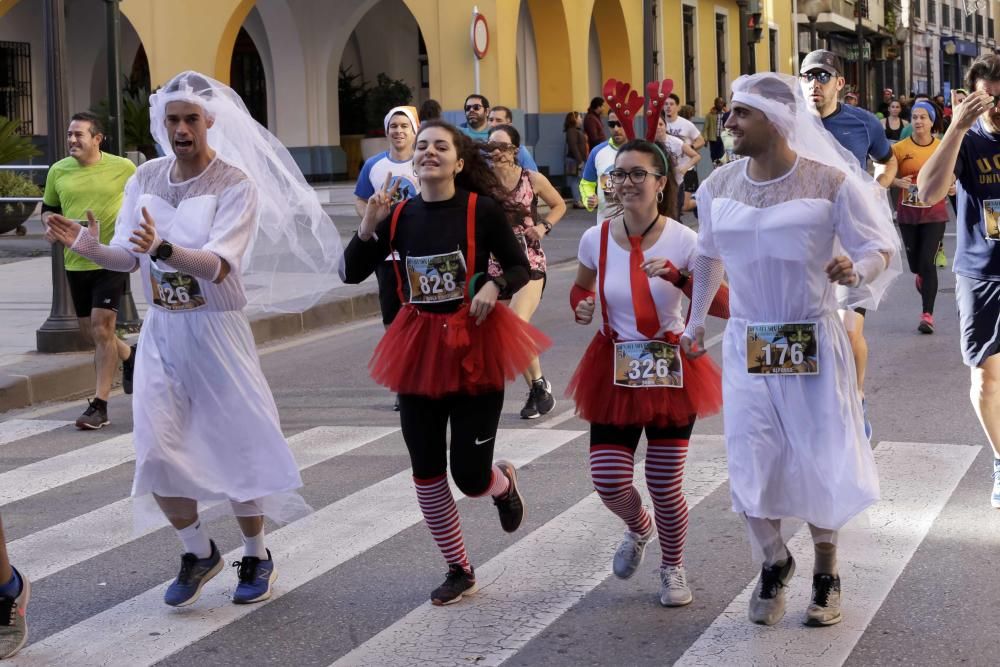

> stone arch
[523,0,572,112]
[591,0,633,83]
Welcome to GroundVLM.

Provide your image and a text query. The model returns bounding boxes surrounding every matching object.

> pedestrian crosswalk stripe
[0,433,134,507]
[0,419,72,447]
[7,426,398,581]
[675,441,980,666]
[331,435,728,667]
[13,429,585,667]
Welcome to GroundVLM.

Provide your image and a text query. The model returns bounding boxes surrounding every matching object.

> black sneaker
[532,377,556,416]
[75,399,109,430]
[804,573,842,626]
[163,541,223,607]
[431,564,477,606]
[519,388,539,419]
[492,460,525,533]
[122,344,137,395]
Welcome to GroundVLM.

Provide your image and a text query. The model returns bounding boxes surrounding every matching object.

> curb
[0,289,383,413]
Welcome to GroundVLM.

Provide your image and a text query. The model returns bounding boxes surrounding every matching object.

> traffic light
[747,12,764,44]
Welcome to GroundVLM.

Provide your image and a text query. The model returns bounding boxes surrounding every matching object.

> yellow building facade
[0,0,797,179]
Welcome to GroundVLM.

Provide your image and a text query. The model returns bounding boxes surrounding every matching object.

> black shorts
[65,269,128,318]
[375,259,407,326]
[956,275,1000,368]
[498,272,546,301]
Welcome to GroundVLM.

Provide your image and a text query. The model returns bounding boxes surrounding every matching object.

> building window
[418,32,429,89]
[943,3,950,27]
[914,0,920,18]
[990,17,995,39]
[977,13,984,35]
[769,28,778,72]
[230,28,267,127]
[683,6,696,107]
[715,13,727,100]
[955,7,963,30]
[0,41,32,134]
[966,11,973,33]
[928,0,936,24]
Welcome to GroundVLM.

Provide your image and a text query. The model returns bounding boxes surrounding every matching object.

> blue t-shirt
[354,151,420,202]
[953,120,1000,280]
[821,104,893,169]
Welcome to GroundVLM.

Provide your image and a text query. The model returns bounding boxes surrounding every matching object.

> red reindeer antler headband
[603,78,675,143]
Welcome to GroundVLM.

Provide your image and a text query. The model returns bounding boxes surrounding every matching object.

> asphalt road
[1,218,998,666]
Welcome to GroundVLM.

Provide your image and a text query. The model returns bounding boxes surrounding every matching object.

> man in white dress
[45,71,339,608]
[682,73,900,628]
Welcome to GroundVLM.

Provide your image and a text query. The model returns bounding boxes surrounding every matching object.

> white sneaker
[804,573,842,626]
[659,565,693,607]
[612,526,655,579]
[748,555,796,625]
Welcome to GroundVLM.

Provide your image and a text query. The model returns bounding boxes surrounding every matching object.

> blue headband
[912,100,936,123]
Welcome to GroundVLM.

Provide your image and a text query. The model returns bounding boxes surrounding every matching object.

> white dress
[111,157,309,529]
[696,157,889,530]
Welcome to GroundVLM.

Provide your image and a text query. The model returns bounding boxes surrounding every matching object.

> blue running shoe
[232,550,276,604]
[991,459,1000,509]
[164,540,223,607]
[862,399,872,442]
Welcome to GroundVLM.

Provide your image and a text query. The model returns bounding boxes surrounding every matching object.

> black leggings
[590,421,696,450]
[899,222,946,314]
[398,391,504,496]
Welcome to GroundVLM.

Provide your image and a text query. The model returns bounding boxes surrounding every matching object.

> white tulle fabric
[149,71,343,313]
[728,73,901,311]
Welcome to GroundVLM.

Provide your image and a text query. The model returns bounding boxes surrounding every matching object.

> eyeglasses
[608,169,664,185]
[800,71,833,84]
[465,103,484,112]
[485,141,516,152]
[608,120,623,128]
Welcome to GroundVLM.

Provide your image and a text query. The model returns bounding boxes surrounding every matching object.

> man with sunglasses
[580,111,629,223]
[800,49,898,442]
[919,54,1000,508]
[460,94,491,142]
[488,105,538,170]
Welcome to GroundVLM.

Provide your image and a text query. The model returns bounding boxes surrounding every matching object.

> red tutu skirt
[566,331,723,427]
[370,303,552,397]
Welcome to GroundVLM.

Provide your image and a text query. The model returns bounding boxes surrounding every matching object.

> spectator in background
[564,111,588,208]
[877,88,894,116]
[584,96,607,150]
[460,94,491,142]
[703,96,728,165]
[488,105,538,171]
[678,104,696,120]
[881,99,908,143]
[419,98,442,122]
[844,91,860,106]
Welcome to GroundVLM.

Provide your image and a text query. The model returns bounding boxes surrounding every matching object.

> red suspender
[388,200,409,304]
[465,192,478,301]
[598,219,611,336]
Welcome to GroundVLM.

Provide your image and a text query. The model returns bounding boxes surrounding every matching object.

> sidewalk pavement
[0,184,613,413]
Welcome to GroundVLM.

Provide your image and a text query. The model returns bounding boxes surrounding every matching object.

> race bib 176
[406,249,467,304]
[746,322,819,375]
[613,340,684,388]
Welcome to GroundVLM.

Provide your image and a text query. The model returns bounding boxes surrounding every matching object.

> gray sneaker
[612,526,655,579]
[804,573,842,626]
[0,568,29,660]
[75,399,109,430]
[748,555,796,625]
[659,565,693,607]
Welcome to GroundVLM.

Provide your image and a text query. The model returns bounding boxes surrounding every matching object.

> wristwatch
[540,219,553,233]
[152,239,173,262]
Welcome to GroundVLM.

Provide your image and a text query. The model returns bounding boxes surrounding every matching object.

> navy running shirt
[821,103,894,169]
[953,119,1000,280]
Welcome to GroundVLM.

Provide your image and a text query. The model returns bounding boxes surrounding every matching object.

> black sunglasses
[801,71,834,84]
[608,120,622,128]
[465,103,484,112]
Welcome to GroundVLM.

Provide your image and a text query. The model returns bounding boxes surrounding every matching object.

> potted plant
[0,116,43,235]
[360,73,413,161]
[90,79,157,160]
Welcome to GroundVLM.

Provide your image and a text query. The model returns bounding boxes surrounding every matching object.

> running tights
[899,222,946,314]
[590,421,695,567]
[400,391,511,571]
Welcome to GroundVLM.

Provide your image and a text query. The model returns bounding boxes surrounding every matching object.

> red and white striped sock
[645,438,689,567]
[467,465,511,498]
[414,474,471,573]
[590,445,652,536]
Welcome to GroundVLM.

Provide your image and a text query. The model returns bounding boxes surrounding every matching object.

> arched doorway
[230,26,268,127]
[516,0,539,114]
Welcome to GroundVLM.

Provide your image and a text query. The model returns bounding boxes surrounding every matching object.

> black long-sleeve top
[342,189,530,313]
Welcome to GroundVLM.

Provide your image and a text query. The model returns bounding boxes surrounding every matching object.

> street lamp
[803,0,823,51]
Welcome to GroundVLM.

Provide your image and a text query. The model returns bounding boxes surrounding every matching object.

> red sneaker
[918,312,934,334]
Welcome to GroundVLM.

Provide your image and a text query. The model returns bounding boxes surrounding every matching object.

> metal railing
[0,163,47,202]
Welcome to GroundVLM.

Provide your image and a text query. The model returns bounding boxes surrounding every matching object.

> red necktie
[628,236,661,338]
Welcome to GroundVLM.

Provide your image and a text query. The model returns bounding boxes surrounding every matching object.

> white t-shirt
[667,116,701,146]
[584,141,620,224]
[577,218,698,338]
[663,134,688,185]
